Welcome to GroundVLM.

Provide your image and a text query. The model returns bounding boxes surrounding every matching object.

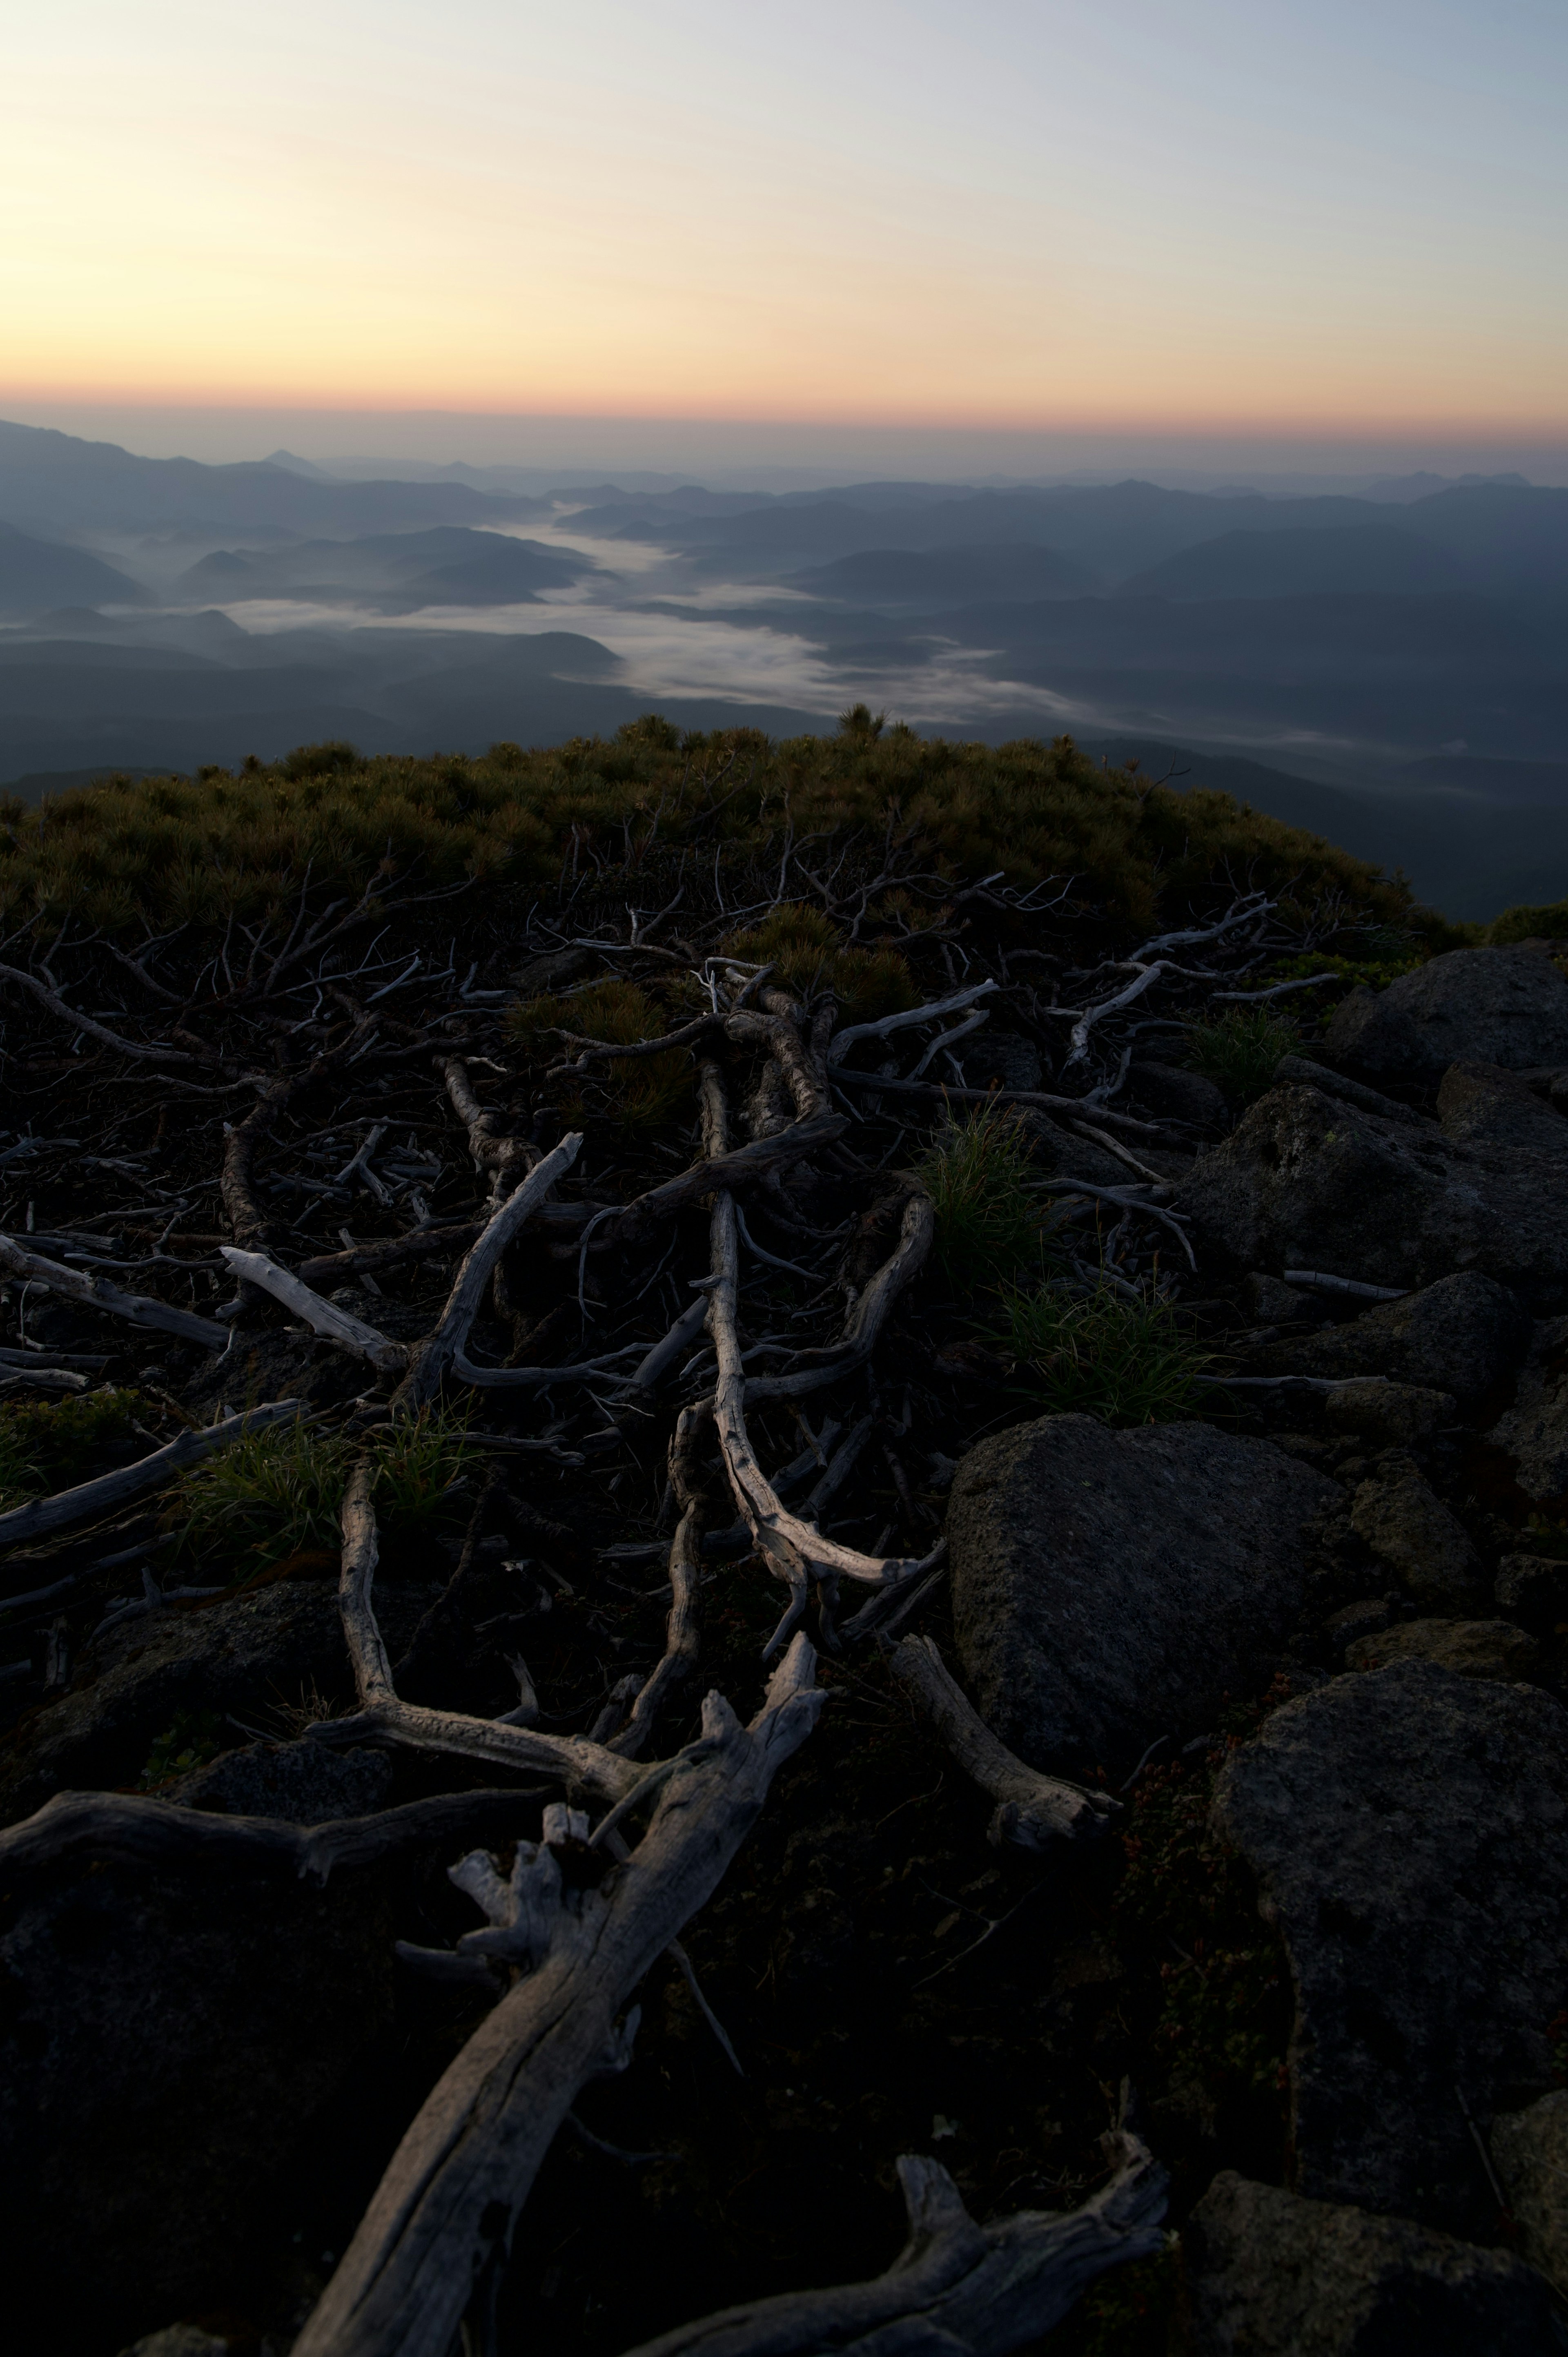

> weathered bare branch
[394,1134,583,1411]
[292,1632,823,2357]
[614,2131,1165,2357]
[219,1247,408,1376]
[0,1232,229,1349]
[0,1399,303,1549]
[886,1635,1118,1849]
[0,1785,549,1884]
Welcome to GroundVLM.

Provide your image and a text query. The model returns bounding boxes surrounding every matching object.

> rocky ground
[6,891,1568,2355]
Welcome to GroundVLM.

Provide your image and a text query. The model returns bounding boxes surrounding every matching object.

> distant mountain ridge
[0,419,543,536]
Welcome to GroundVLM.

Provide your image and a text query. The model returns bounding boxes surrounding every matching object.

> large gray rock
[947,1414,1341,1776]
[1492,2091,1568,2297]
[1238,1271,1530,1416]
[1188,2170,1566,2354]
[1177,1082,1568,1301]
[1215,1661,1568,2231]
[1490,1315,1568,1501]
[1127,1058,1228,1131]
[1324,943,1568,1080]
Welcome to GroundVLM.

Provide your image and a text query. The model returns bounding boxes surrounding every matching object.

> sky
[3,0,1565,447]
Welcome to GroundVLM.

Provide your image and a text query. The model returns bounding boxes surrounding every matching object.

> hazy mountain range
[0,415,1565,917]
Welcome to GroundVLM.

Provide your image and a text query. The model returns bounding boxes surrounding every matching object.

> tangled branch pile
[0,720,1439,2356]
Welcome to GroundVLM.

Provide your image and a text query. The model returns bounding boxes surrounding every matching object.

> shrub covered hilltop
[5,714,1568,2357]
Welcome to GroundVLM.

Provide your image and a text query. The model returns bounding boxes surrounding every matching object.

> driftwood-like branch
[0,1232,229,1349]
[738,1185,935,1406]
[221,1071,298,1249]
[0,1785,548,1884]
[827,979,998,1065]
[886,1635,1117,1849]
[723,1008,826,1119]
[1281,1267,1409,1302]
[616,2132,1165,2357]
[333,1462,644,1802]
[219,1247,408,1376]
[292,1632,824,2357]
[706,1188,942,1651]
[442,1057,539,1203]
[394,1134,583,1411]
[0,1398,303,1549]
[0,960,212,1067]
[296,1222,483,1289]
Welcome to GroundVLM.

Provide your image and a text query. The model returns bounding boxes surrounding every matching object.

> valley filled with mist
[2,416,1565,918]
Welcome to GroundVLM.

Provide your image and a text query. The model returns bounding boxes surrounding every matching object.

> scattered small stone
[1325,1379,1456,1446]
[1187,2170,1566,2355]
[1494,1553,1568,1632]
[1491,2091,1568,2299]
[1348,1470,1487,1611]
[1344,1618,1541,1681]
[1215,1661,1568,2230]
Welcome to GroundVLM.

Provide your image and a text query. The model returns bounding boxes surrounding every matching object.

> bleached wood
[886,1635,1118,1849]
[219,1246,408,1375]
[708,1191,941,1596]
[333,1462,643,1801]
[0,1398,303,1549]
[0,1231,229,1349]
[394,1133,583,1409]
[291,1632,823,2357]
[617,2132,1165,2357]
[0,1785,549,1883]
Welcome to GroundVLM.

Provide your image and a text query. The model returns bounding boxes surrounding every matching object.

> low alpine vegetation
[996,1280,1212,1425]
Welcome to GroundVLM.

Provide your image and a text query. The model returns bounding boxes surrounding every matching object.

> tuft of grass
[1183,1006,1301,1106]
[167,1409,475,1579]
[996,1282,1211,1425]
[917,1104,1051,1287]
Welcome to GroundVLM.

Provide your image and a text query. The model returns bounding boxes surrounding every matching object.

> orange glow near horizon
[3,2,1564,444]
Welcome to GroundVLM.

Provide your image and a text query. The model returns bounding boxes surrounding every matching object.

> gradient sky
[4,0,1564,433]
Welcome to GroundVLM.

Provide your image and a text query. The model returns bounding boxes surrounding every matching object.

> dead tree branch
[292,1631,823,2357]
[0,1399,303,1549]
[886,1636,1117,1850]
[614,2132,1165,2357]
